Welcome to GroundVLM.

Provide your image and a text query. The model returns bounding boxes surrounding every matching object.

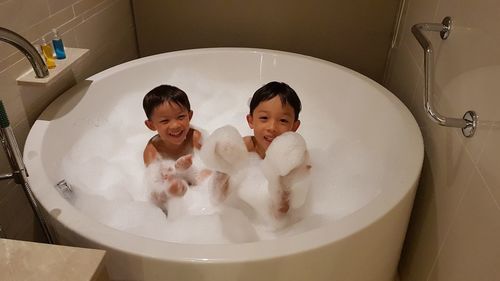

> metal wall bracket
[412,17,477,137]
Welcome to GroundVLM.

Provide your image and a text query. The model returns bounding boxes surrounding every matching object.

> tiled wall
[385,0,500,279]
[0,0,138,241]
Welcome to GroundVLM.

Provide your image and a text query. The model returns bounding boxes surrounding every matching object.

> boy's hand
[175,154,193,171]
[271,188,290,219]
[150,191,168,207]
[167,178,188,197]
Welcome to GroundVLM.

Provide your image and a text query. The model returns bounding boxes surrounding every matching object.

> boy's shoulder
[143,137,160,165]
[243,136,255,152]
[191,128,202,150]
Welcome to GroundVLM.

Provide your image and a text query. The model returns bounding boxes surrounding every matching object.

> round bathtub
[24,48,423,281]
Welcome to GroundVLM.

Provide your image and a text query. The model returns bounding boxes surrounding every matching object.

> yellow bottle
[41,37,56,69]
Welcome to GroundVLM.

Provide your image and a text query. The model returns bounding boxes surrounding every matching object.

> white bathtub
[24,48,423,281]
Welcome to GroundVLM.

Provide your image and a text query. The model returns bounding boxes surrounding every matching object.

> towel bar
[412,17,477,137]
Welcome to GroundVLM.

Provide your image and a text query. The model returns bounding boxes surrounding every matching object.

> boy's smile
[146,101,193,147]
[247,96,300,155]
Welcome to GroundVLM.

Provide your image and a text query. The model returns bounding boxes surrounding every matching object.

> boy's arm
[243,136,255,152]
[192,129,202,150]
[143,142,158,166]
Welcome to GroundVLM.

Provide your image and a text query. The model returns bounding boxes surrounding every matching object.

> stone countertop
[0,238,109,281]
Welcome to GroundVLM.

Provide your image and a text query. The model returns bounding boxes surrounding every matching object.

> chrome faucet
[0,27,49,78]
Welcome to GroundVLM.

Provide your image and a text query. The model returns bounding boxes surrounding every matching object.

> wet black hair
[143,85,191,119]
[249,81,302,120]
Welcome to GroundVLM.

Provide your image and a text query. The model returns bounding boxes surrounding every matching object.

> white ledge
[16,47,89,86]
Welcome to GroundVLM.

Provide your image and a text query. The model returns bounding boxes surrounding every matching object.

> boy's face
[145,101,193,146]
[246,96,300,153]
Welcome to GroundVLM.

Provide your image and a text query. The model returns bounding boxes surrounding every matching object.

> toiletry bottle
[51,28,66,59]
[41,37,56,69]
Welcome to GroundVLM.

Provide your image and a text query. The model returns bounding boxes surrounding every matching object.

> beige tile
[433,0,461,32]
[92,263,110,281]
[427,170,500,281]
[0,52,24,76]
[0,5,73,64]
[0,239,14,281]
[73,0,107,16]
[437,63,500,123]
[79,0,116,21]
[1,239,107,281]
[459,121,491,165]
[2,96,30,132]
[0,129,17,176]
[389,0,500,280]
[57,16,84,38]
[73,0,134,52]
[12,118,31,150]
[436,62,500,163]
[7,240,64,280]
[437,93,492,165]
[400,120,476,280]
[13,212,46,243]
[0,0,49,32]
[0,56,31,98]
[48,0,79,15]
[385,44,419,110]
[398,156,441,281]
[0,185,36,239]
[433,30,500,115]
[58,28,80,50]
[399,0,440,71]
[409,78,435,130]
[57,245,107,280]
[422,125,475,240]
[0,178,17,204]
[0,0,49,58]
[477,125,500,207]
[457,0,500,40]
[22,6,75,43]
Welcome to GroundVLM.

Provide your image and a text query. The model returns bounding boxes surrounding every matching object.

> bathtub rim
[24,47,424,263]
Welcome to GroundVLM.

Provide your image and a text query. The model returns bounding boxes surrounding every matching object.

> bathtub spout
[0,27,49,78]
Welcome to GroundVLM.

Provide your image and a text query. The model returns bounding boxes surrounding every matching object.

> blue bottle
[52,28,66,59]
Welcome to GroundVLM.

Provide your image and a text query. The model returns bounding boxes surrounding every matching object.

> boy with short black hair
[244,81,302,159]
[143,84,202,165]
[143,84,204,207]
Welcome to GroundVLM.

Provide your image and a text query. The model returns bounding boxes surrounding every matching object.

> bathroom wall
[0,0,138,242]
[132,0,401,83]
[385,0,500,280]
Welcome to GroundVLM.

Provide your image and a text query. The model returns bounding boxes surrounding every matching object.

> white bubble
[60,90,380,244]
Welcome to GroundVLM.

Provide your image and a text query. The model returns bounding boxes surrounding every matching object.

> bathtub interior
[25,49,423,252]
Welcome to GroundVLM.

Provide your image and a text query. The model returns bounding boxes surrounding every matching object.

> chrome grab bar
[411,17,477,137]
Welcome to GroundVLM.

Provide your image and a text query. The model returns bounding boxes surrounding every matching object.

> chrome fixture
[0,102,55,243]
[0,28,53,243]
[412,17,477,137]
[55,179,73,199]
[0,27,49,78]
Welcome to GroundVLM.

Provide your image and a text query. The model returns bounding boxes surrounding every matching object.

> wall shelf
[16,47,89,86]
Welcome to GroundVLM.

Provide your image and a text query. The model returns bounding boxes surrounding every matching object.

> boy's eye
[160,119,169,124]
[178,114,186,120]
[280,119,290,123]
[258,116,268,121]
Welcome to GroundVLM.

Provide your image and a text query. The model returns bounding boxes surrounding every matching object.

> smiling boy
[244,81,302,159]
[143,84,201,165]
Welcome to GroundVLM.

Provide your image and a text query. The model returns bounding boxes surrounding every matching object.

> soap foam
[60,89,381,244]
